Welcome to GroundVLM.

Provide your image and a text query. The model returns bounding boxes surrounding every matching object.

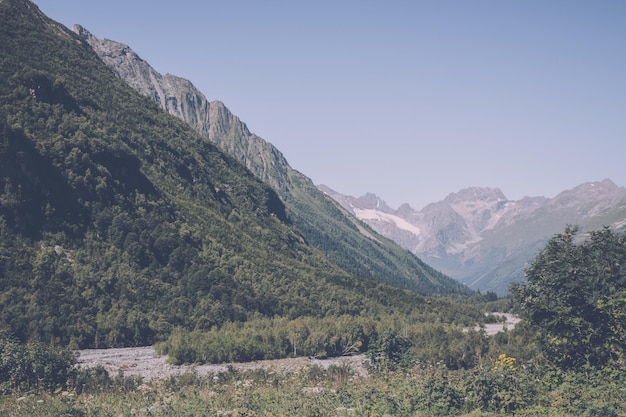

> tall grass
[1,357,624,416]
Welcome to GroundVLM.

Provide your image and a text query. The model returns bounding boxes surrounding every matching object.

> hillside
[321,179,626,295]
[0,0,472,349]
[70,25,467,296]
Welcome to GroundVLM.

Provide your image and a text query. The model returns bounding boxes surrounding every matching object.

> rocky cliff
[72,25,290,192]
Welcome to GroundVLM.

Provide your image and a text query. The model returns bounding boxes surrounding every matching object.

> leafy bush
[73,365,111,395]
[366,328,413,372]
[512,226,626,370]
[0,331,76,393]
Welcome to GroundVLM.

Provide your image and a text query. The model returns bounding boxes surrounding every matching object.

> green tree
[366,328,413,372]
[512,226,626,369]
[0,331,76,393]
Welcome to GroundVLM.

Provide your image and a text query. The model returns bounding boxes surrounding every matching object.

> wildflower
[494,353,517,371]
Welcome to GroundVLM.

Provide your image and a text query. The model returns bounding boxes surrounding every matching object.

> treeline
[157,315,375,364]
[156,313,492,370]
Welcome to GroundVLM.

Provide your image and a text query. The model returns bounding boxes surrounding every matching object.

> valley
[70,12,626,297]
[1,1,626,415]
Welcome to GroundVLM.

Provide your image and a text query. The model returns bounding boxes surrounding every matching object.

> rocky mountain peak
[323,179,626,295]
[550,179,626,212]
[396,203,416,217]
[72,24,93,40]
[561,178,621,198]
[443,187,507,204]
[353,193,393,212]
[71,26,293,191]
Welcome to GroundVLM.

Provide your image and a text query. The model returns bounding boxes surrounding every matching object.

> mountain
[321,179,626,295]
[71,25,467,296]
[0,0,472,349]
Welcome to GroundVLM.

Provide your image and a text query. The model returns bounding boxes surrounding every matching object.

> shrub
[0,331,76,393]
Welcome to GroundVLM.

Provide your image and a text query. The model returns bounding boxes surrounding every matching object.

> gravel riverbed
[77,314,519,381]
[77,346,368,381]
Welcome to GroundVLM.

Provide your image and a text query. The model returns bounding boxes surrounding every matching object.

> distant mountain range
[320,179,626,295]
[72,24,466,295]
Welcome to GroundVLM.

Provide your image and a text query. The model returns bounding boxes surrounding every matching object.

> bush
[512,227,626,370]
[74,366,111,394]
[366,329,413,372]
[0,331,76,393]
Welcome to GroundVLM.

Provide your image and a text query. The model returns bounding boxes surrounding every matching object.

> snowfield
[352,207,421,236]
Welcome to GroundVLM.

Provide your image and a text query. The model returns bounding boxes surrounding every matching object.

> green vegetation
[0,0,474,350]
[156,311,485,367]
[3,223,624,415]
[1,344,625,416]
[0,228,626,417]
[512,226,626,370]
[0,331,76,394]
[19,226,614,416]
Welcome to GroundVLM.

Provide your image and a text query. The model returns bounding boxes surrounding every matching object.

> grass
[1,366,362,417]
[2,361,622,417]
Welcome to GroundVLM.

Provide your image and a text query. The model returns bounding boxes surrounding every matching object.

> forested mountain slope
[0,0,470,349]
[71,26,467,295]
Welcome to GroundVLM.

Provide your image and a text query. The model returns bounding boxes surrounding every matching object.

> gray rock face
[73,25,466,295]
[321,179,626,295]
[73,24,290,192]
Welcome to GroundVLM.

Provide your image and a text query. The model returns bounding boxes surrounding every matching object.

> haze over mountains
[71,22,626,297]
[321,179,626,295]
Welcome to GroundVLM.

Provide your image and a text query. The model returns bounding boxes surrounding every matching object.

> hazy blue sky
[35,0,626,209]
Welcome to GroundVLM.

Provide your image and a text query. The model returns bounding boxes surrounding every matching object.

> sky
[34,0,626,210]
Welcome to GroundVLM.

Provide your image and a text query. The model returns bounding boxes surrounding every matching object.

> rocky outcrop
[73,25,290,192]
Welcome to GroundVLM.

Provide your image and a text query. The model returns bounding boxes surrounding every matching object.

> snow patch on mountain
[352,207,422,236]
